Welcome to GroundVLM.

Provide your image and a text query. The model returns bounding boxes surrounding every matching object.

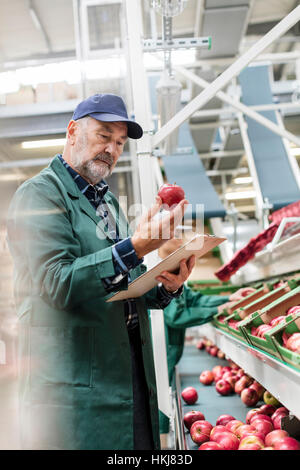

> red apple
[199,370,214,385]
[241,430,266,442]
[222,366,231,374]
[216,414,236,427]
[236,424,256,439]
[190,420,213,445]
[256,324,272,338]
[217,350,225,359]
[183,410,205,430]
[282,331,291,346]
[259,404,277,416]
[212,365,223,379]
[246,408,263,424]
[249,414,272,425]
[236,369,245,379]
[196,340,205,350]
[241,388,259,407]
[209,346,219,356]
[238,435,265,450]
[286,306,300,316]
[235,376,253,395]
[269,316,286,327]
[273,437,300,450]
[271,407,289,420]
[251,326,258,336]
[264,429,289,447]
[225,420,244,434]
[286,333,300,353]
[213,431,239,450]
[158,183,185,210]
[210,425,228,440]
[181,387,198,405]
[198,441,223,450]
[272,414,287,430]
[215,379,233,396]
[261,447,274,450]
[251,418,273,436]
[249,381,265,399]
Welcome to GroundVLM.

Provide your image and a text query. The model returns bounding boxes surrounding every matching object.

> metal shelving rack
[198,322,300,420]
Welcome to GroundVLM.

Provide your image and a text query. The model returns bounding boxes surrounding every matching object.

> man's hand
[229,287,256,302]
[155,255,196,293]
[131,196,188,259]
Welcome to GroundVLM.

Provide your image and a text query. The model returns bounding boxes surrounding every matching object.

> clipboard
[106,234,226,302]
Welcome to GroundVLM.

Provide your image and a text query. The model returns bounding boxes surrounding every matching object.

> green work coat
[159,286,229,433]
[7,155,164,450]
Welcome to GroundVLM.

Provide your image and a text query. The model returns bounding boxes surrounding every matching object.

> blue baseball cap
[72,93,143,139]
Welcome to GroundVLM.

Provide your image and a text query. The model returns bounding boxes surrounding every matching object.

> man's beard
[77,155,113,185]
[72,147,113,185]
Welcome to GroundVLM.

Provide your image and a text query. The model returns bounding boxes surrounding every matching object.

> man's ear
[67,120,77,145]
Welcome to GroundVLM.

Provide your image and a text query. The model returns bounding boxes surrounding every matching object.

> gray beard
[73,155,113,185]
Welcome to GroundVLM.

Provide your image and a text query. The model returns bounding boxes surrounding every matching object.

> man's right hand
[131,196,188,259]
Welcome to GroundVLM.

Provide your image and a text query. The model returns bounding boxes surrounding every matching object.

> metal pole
[153,5,300,149]
[172,64,300,148]
[124,0,172,420]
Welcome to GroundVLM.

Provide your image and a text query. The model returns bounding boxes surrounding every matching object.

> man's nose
[104,141,117,155]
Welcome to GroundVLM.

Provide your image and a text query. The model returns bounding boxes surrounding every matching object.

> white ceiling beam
[152,5,300,149]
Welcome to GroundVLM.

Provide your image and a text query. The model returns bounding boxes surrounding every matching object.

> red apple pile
[196,338,226,359]
[193,402,300,450]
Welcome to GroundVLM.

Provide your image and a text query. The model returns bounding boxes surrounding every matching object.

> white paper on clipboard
[106,234,226,302]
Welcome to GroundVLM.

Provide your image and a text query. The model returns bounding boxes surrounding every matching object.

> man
[7,94,195,450]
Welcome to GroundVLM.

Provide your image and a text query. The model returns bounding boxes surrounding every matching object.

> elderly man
[7,94,195,450]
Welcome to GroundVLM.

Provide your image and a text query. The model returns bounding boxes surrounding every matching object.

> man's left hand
[155,255,196,293]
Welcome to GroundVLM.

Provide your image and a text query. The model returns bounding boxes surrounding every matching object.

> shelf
[231,234,300,285]
[198,323,300,420]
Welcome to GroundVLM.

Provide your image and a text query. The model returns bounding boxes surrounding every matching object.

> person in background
[157,235,255,441]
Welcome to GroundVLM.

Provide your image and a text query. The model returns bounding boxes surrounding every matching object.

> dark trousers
[128,324,155,450]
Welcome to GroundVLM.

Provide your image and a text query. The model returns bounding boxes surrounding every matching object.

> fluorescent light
[0,173,26,182]
[21,138,66,149]
[233,176,253,184]
[290,147,300,156]
[225,190,256,200]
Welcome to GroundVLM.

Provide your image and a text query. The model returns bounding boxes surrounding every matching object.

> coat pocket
[29,326,94,387]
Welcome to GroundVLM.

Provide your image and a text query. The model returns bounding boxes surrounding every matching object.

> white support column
[172,64,300,148]
[153,5,300,149]
[124,0,172,419]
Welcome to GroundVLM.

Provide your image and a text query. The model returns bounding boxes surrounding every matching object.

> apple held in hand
[199,370,214,385]
[181,387,198,405]
[190,420,213,445]
[183,410,205,430]
[158,183,185,210]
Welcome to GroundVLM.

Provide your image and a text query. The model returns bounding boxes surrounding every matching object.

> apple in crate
[265,430,289,447]
[181,387,198,405]
[198,441,223,450]
[216,414,236,426]
[273,437,300,450]
[190,420,213,445]
[286,305,300,316]
[269,316,286,327]
[183,410,205,430]
[215,379,233,396]
[199,370,214,385]
[157,183,185,210]
[286,333,300,353]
